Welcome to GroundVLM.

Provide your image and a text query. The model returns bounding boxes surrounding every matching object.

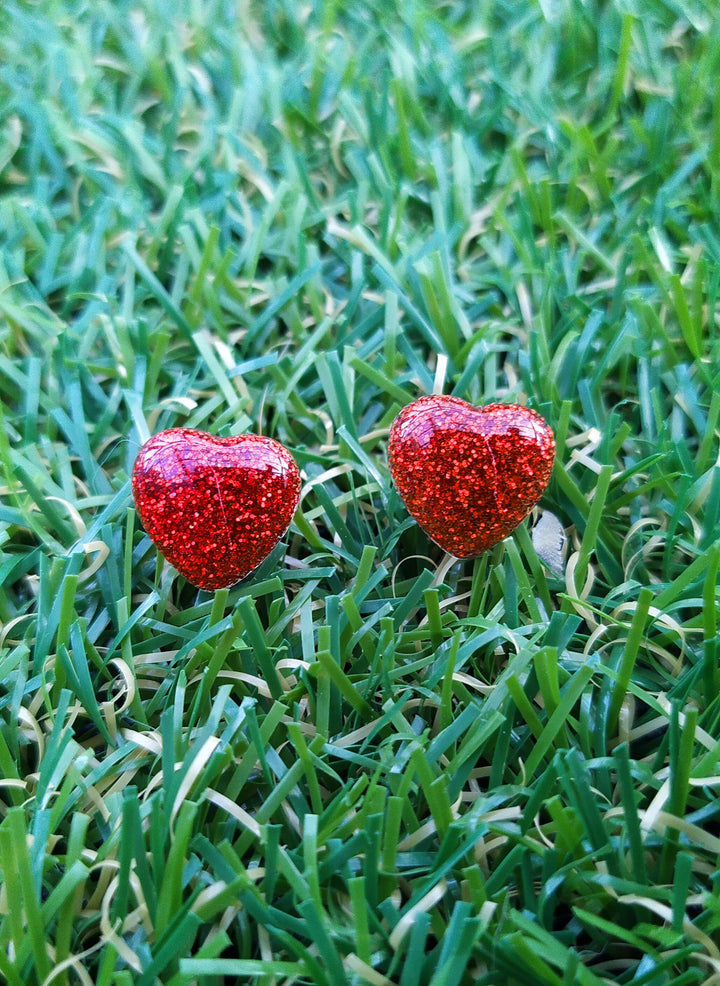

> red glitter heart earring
[132,428,301,590]
[388,395,555,558]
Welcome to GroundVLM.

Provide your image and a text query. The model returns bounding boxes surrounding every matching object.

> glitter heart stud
[132,428,301,590]
[388,396,555,558]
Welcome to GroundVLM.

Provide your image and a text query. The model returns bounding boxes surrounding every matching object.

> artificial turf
[2,0,720,983]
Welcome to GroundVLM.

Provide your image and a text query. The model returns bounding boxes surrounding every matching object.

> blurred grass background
[2,0,720,983]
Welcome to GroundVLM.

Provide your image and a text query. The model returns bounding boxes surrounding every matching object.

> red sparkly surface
[132,428,301,590]
[388,396,555,558]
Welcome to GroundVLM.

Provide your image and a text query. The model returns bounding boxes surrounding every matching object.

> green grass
[2,0,720,983]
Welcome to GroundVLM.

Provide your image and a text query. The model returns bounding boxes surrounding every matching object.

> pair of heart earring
[131,395,556,591]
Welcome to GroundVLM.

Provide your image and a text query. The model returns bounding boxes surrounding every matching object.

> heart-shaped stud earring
[132,428,301,590]
[388,396,555,558]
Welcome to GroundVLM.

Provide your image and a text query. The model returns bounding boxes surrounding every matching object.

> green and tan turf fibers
[1,1,720,983]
